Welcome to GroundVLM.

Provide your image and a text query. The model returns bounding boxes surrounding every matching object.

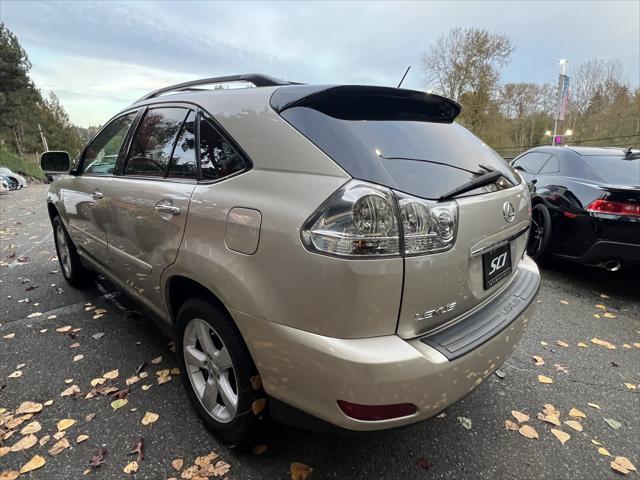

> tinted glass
[538,155,560,174]
[583,156,640,185]
[168,111,196,178]
[512,152,550,174]
[200,116,245,180]
[281,107,518,200]
[125,108,188,176]
[83,112,136,175]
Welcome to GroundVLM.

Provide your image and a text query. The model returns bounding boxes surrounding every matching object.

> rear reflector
[586,199,640,217]
[337,400,417,421]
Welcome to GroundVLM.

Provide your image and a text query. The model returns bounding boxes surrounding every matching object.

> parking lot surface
[1,185,638,479]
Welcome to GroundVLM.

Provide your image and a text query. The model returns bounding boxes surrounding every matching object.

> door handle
[91,191,104,200]
[155,204,181,216]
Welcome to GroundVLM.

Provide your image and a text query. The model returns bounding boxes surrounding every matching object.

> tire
[527,204,552,265]
[52,216,92,288]
[7,177,18,190]
[176,298,266,444]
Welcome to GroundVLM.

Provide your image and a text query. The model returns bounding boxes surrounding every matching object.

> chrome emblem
[414,302,457,322]
[502,201,516,223]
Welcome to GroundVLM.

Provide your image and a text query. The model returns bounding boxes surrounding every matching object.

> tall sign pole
[552,60,570,146]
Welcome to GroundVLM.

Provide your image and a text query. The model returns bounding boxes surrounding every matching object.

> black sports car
[511,146,640,270]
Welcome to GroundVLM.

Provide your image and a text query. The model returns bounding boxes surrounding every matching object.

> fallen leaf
[16,401,43,414]
[157,375,172,385]
[550,429,570,445]
[8,371,22,378]
[44,399,53,406]
[623,344,632,349]
[564,420,583,432]
[604,418,622,430]
[537,412,561,426]
[588,403,601,410]
[128,438,144,462]
[600,293,610,299]
[494,368,506,379]
[518,425,539,439]
[38,435,50,447]
[171,458,184,471]
[19,455,46,474]
[594,314,601,319]
[559,300,569,305]
[21,421,42,434]
[49,437,70,456]
[111,387,130,400]
[592,439,602,445]
[141,384,152,391]
[69,343,80,348]
[10,434,38,452]
[0,471,19,480]
[540,341,548,346]
[57,418,75,431]
[90,377,106,387]
[73,354,84,362]
[250,375,262,390]
[125,375,140,386]
[504,420,519,431]
[92,332,105,340]
[577,342,589,348]
[123,461,139,474]
[151,356,162,364]
[2,333,15,340]
[598,447,612,456]
[85,413,96,422]
[64,378,73,384]
[595,304,606,310]
[27,312,42,318]
[624,383,637,391]
[77,434,89,443]
[457,416,472,430]
[511,411,530,423]
[603,312,616,319]
[538,375,553,384]
[111,399,128,410]
[0,447,10,457]
[290,462,313,480]
[590,338,616,349]
[141,412,159,425]
[554,364,570,374]
[87,447,107,471]
[556,340,569,348]
[61,385,81,397]
[569,408,586,418]
[55,325,71,333]
[611,456,637,475]
[532,355,545,366]
[53,431,65,441]
[252,398,267,415]
[103,369,119,379]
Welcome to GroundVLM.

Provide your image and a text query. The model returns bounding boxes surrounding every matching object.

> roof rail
[135,73,295,103]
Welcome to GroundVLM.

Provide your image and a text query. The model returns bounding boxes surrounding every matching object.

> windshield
[583,155,640,186]
[281,106,518,200]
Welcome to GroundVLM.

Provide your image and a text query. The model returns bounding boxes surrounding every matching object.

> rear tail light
[586,199,640,217]
[337,400,417,421]
[301,180,458,257]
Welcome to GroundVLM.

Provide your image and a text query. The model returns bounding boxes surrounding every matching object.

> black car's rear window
[280,106,518,200]
[582,155,640,186]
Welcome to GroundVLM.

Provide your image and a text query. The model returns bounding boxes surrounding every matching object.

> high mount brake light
[300,180,458,257]
[586,199,640,217]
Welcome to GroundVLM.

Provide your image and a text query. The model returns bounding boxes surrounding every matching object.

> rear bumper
[232,256,540,431]
[563,240,640,266]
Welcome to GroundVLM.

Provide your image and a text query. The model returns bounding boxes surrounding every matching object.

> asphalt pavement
[1,185,639,479]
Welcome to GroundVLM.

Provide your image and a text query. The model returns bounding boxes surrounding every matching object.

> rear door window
[512,152,551,175]
[125,107,188,176]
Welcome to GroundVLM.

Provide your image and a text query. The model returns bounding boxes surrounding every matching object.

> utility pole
[551,59,568,146]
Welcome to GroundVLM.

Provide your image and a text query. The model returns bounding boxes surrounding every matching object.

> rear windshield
[281,106,518,200]
[583,155,640,186]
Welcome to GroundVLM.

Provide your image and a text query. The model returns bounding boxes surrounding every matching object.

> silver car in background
[41,74,540,443]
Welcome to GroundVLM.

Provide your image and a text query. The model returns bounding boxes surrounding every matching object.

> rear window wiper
[438,170,504,201]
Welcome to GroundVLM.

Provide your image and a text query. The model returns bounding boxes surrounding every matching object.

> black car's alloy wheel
[527,204,552,264]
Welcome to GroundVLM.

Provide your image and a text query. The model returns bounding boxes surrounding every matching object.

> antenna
[397,66,411,88]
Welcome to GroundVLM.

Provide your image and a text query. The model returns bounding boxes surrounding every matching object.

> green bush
[0,147,45,181]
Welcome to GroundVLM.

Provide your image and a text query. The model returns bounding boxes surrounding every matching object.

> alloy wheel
[56,224,72,277]
[528,209,546,256]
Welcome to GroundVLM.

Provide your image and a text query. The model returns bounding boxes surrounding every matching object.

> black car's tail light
[586,199,640,217]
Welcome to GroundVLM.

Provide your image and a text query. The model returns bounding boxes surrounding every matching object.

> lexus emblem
[502,201,516,222]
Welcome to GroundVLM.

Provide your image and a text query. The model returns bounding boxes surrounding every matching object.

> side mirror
[40,151,70,173]
[513,165,525,172]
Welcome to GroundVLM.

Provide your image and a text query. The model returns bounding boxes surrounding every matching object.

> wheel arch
[47,201,59,223]
[165,275,231,327]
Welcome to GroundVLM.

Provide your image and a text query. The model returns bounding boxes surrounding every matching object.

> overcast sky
[2,0,638,127]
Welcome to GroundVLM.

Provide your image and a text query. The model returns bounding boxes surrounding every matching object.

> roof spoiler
[135,73,300,103]
[271,85,462,123]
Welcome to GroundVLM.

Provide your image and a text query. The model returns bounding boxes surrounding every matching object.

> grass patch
[0,147,45,181]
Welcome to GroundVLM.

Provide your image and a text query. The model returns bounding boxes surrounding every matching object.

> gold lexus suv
[41,74,540,443]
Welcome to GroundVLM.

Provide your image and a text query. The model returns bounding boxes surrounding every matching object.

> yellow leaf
[593,314,601,319]
[60,385,80,397]
[550,429,570,445]
[591,439,602,445]
[0,470,19,480]
[111,399,128,410]
[532,355,545,366]
[556,340,569,348]
[577,342,588,348]
[598,447,612,456]
[19,455,46,474]
[591,338,615,349]
[252,398,267,415]
[76,434,89,444]
[611,456,637,475]
[8,371,22,378]
[125,375,140,386]
[123,461,139,474]
[103,369,119,379]
[564,420,583,432]
[53,431,65,441]
[504,419,519,431]
[624,383,637,391]
[57,418,75,431]
[141,411,159,425]
[595,304,606,310]
[0,446,10,457]
[157,375,172,385]
[90,377,106,387]
[56,325,72,332]
[73,354,84,362]
[511,410,530,423]
[38,435,50,447]
[44,399,53,406]
[538,375,553,384]
[634,343,640,348]
[603,312,616,319]
[141,384,152,391]
[540,341,548,346]
[537,412,561,426]
[569,408,586,418]
[560,300,569,305]
[588,403,601,410]
[21,421,42,435]
[171,458,184,471]
[10,434,38,452]
[48,437,70,456]
[290,462,313,480]
[518,425,539,439]
[16,401,44,414]
[623,344,632,349]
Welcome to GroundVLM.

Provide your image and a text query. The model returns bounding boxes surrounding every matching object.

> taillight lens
[301,180,458,257]
[586,199,640,217]
[301,181,400,257]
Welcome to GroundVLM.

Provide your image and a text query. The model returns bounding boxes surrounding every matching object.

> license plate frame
[482,243,512,290]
